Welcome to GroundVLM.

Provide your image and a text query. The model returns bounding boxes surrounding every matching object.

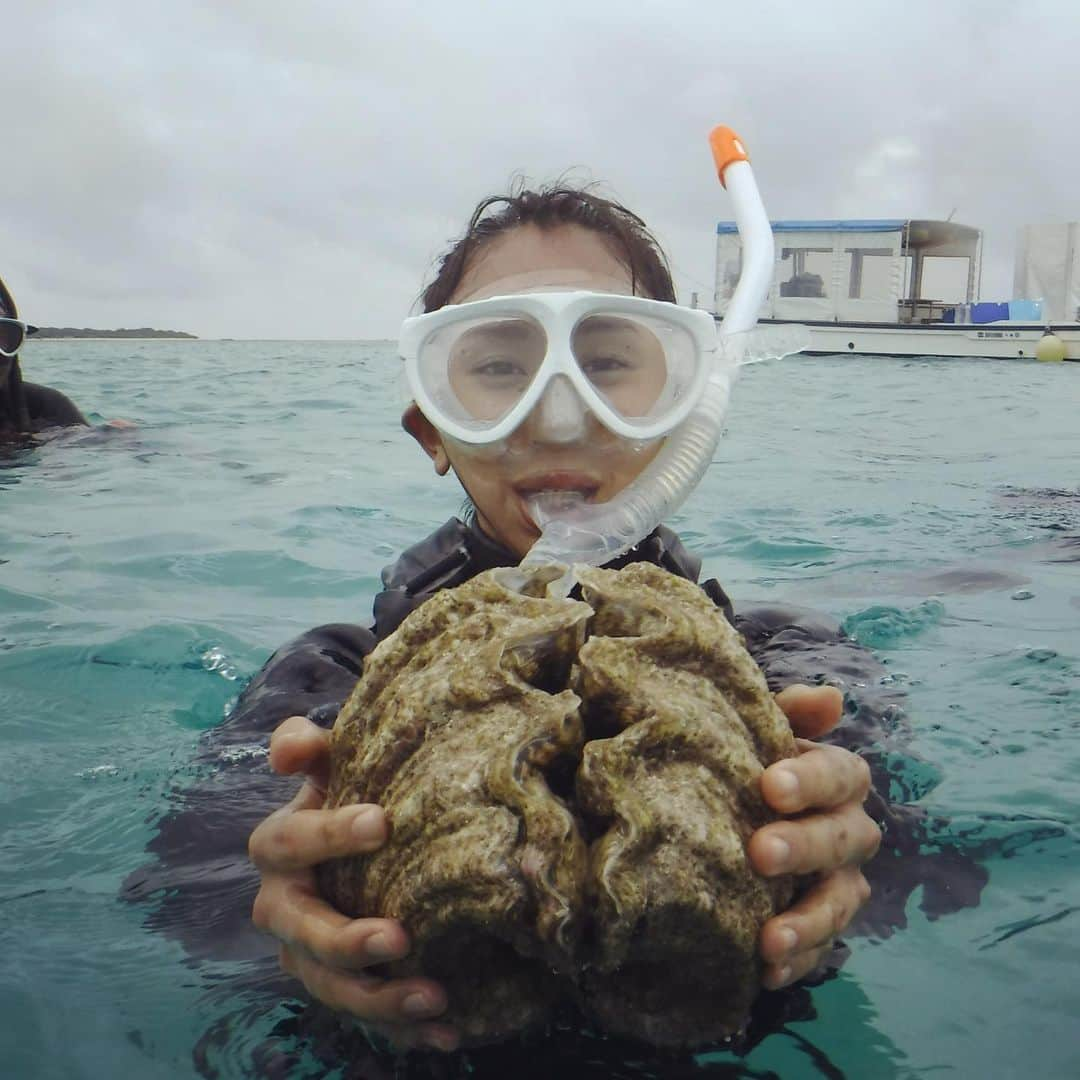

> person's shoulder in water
[1,359,96,442]
[22,380,89,432]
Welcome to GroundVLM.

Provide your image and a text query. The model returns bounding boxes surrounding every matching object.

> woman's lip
[513,472,600,497]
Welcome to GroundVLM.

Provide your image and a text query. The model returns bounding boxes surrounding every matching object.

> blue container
[970,301,1010,323]
[1007,299,1043,321]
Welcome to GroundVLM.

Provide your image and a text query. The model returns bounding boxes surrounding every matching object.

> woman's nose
[527,374,589,444]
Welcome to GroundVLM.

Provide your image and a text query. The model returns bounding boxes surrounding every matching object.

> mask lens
[420,315,547,429]
[571,313,698,427]
[0,318,24,356]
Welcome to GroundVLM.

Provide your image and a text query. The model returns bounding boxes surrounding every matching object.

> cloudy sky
[4,0,1078,339]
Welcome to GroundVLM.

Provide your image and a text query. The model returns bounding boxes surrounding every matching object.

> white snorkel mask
[399,127,790,577]
[400,291,721,447]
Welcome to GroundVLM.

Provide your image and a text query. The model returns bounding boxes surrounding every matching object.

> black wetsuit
[125,518,988,1076]
[22,380,88,430]
[0,357,88,439]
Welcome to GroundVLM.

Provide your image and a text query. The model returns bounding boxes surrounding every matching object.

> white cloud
[2,0,1078,336]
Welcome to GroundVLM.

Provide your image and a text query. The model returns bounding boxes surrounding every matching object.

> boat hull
[756,319,1080,360]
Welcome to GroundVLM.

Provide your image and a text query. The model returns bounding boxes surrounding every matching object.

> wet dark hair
[0,273,15,319]
[420,183,676,313]
[0,272,31,434]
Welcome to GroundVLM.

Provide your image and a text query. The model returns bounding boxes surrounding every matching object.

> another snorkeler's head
[402,186,699,557]
[0,272,33,434]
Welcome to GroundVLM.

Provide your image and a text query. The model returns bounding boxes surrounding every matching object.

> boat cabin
[714,219,982,325]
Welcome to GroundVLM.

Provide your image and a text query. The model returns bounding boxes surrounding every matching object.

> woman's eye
[474,356,527,378]
[581,355,632,379]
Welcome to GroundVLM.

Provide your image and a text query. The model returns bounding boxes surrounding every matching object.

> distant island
[31,327,197,339]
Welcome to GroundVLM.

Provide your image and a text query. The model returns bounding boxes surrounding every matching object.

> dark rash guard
[124,517,988,1071]
[0,357,89,438]
[23,380,88,430]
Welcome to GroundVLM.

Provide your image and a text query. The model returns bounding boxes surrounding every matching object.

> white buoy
[1036,333,1067,363]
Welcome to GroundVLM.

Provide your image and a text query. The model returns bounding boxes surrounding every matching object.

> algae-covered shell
[319,562,796,1047]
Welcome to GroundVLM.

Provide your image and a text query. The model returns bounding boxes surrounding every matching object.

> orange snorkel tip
[708,126,750,189]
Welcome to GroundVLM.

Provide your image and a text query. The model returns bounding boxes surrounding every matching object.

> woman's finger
[369,1022,462,1054]
[760,743,872,815]
[749,799,882,877]
[360,1018,462,1054]
[761,940,832,991]
[759,866,871,987]
[269,716,333,787]
[773,684,843,739]
[283,943,451,1029]
[255,875,411,970]
[249,802,388,872]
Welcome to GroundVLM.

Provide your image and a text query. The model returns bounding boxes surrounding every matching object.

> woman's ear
[402,403,451,476]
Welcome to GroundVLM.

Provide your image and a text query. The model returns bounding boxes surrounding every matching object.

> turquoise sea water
[2,340,1078,1079]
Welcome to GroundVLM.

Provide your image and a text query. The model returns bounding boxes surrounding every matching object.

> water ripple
[977,906,1078,951]
[841,600,946,648]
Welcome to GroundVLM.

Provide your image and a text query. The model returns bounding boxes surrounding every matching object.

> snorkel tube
[521,127,774,570]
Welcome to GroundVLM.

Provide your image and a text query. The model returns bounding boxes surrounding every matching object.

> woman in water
[0,272,89,439]
[233,187,887,1055]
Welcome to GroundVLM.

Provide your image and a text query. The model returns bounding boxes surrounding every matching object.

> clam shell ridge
[318,566,591,1043]
[572,563,797,1046]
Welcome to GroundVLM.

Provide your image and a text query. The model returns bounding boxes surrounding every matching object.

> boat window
[920,256,970,302]
[845,248,896,301]
[778,247,831,298]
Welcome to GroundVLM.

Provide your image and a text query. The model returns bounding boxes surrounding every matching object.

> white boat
[712,218,1080,360]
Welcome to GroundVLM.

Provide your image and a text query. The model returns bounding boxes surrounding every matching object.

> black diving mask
[0,318,37,357]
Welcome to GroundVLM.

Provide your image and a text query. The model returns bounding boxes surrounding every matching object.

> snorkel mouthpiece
[520,126,775,575]
[528,489,589,522]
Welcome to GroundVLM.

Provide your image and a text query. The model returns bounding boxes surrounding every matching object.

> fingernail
[778,927,798,954]
[351,805,379,838]
[766,836,792,871]
[403,992,437,1018]
[773,965,792,988]
[771,767,799,800]
[365,931,397,960]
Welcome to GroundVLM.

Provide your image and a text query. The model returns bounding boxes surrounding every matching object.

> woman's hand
[248,716,459,1052]
[750,685,881,990]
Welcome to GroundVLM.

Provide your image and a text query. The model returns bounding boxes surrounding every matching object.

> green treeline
[31,327,197,339]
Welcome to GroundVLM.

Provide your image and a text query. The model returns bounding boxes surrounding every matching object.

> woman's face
[404,223,664,558]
